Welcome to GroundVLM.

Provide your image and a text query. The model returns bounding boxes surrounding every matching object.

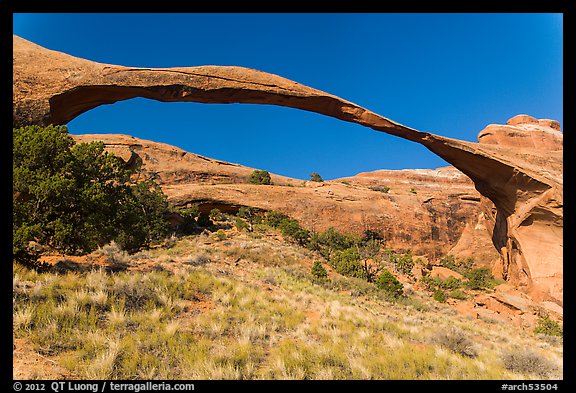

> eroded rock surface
[13,35,562,306]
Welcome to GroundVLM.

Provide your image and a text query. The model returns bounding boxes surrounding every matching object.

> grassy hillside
[13,226,562,380]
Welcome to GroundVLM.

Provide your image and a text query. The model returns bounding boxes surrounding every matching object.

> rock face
[72,134,486,260]
[476,116,563,305]
[13,35,562,306]
[478,114,563,151]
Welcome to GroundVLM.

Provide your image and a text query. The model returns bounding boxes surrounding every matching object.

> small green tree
[209,208,224,222]
[263,210,289,228]
[433,289,447,303]
[464,268,497,290]
[311,260,328,280]
[249,170,272,185]
[375,270,403,298]
[279,218,310,246]
[237,206,257,232]
[388,250,414,275]
[533,315,562,337]
[330,248,366,279]
[309,172,324,182]
[13,125,171,263]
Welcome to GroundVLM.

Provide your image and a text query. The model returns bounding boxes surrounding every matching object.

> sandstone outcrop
[72,134,485,260]
[13,35,562,306]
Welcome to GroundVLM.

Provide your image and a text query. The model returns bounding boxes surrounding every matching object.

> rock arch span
[13,35,562,305]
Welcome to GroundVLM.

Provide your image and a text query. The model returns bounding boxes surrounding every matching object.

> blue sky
[13,13,563,180]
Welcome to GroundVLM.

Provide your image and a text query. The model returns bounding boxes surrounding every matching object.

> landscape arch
[13,35,563,304]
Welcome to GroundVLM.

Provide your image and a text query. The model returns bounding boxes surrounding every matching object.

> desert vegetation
[13,225,563,379]
[12,127,562,380]
[248,170,272,185]
[13,125,171,265]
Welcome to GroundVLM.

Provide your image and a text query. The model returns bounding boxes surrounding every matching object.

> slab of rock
[430,266,464,281]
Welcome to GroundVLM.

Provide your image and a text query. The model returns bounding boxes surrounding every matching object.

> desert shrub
[209,208,224,222]
[235,217,249,231]
[329,248,366,279]
[501,349,556,377]
[369,186,390,193]
[409,188,417,194]
[438,255,475,274]
[308,227,360,259]
[533,315,562,337]
[432,328,478,358]
[236,206,258,232]
[388,250,414,275]
[279,219,310,247]
[311,261,328,280]
[375,270,403,298]
[448,289,468,300]
[433,289,447,303]
[464,268,497,290]
[263,211,289,228]
[13,125,171,264]
[309,172,324,182]
[186,254,211,266]
[249,170,271,185]
[440,276,463,290]
[97,242,131,270]
[213,230,227,241]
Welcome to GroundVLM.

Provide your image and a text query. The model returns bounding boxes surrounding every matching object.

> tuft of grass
[501,349,557,378]
[431,328,478,359]
[97,241,131,270]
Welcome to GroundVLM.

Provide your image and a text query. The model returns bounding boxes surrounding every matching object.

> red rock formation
[13,35,562,306]
[72,134,484,260]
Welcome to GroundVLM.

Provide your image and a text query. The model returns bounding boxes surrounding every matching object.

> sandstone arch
[13,35,562,305]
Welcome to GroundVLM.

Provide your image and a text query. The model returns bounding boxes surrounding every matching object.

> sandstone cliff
[13,35,562,306]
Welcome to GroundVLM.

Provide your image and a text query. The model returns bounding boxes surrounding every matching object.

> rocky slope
[73,134,490,262]
[13,35,562,307]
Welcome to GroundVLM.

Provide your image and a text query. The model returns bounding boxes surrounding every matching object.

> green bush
[236,206,258,232]
[173,205,200,234]
[375,270,403,298]
[235,217,248,231]
[279,218,310,246]
[308,227,360,259]
[309,172,324,182]
[388,250,414,275]
[209,208,224,222]
[311,261,328,280]
[13,125,170,263]
[329,248,366,280]
[464,268,497,290]
[533,315,562,337]
[448,289,468,300]
[263,211,289,228]
[440,276,463,290]
[433,289,447,303]
[369,186,390,193]
[249,170,272,185]
[438,255,475,274]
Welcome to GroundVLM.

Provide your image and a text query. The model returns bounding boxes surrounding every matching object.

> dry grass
[12,230,563,380]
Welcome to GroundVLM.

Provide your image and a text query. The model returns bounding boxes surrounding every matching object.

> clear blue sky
[13,13,563,180]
